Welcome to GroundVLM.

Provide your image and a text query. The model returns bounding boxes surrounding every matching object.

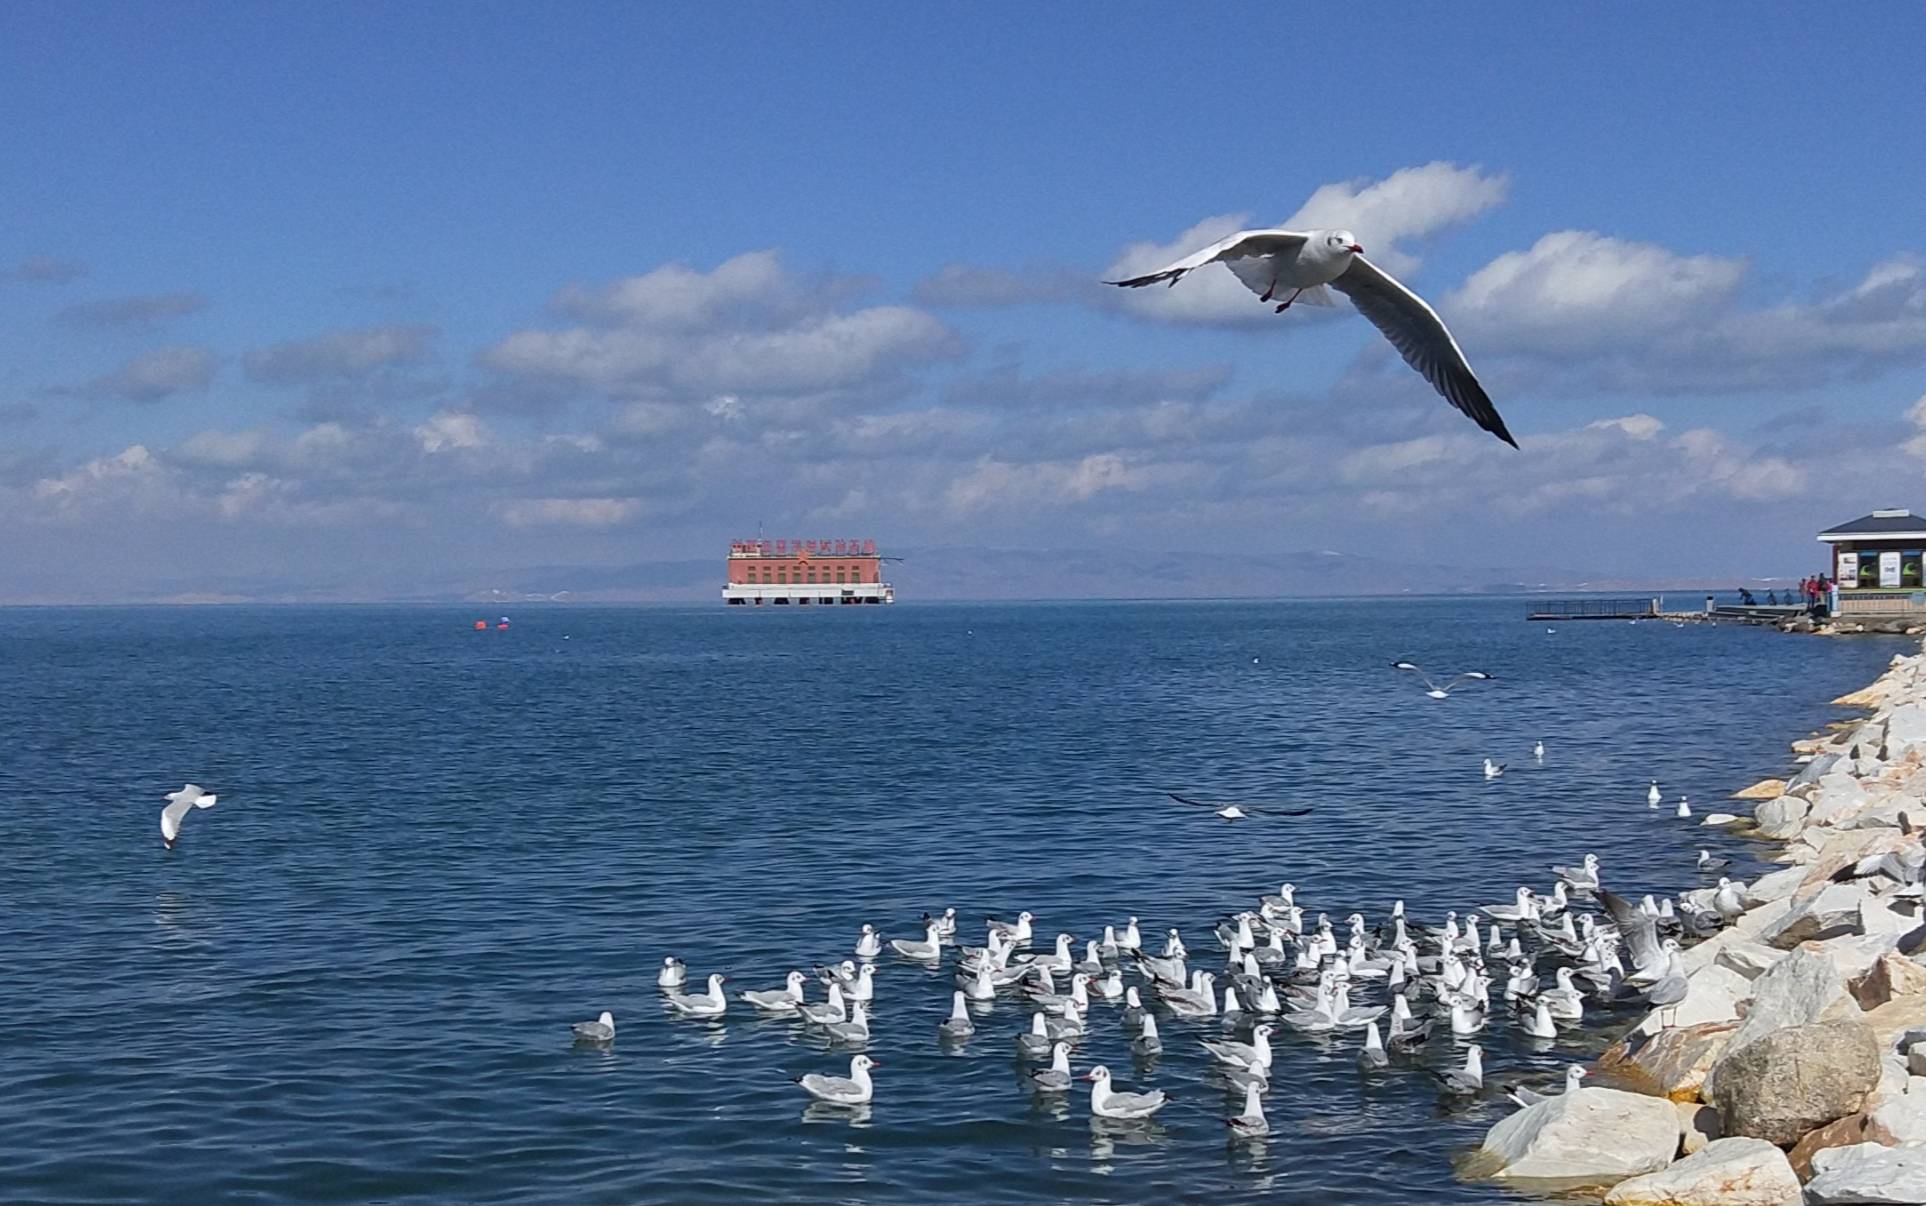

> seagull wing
[1330,256,1517,448]
[1168,793,1220,809]
[160,797,196,842]
[1108,229,1310,290]
[1600,891,1663,973]
[1246,804,1315,818]
[1444,674,1489,692]
[1390,661,1442,692]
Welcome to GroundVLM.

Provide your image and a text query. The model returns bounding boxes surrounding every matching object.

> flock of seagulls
[557,752,1720,1138]
[153,651,1725,1155]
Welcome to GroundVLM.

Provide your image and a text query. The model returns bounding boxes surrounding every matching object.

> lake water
[0,599,1905,1204]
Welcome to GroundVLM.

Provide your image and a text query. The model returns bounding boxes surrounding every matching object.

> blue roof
[1818,510,1926,540]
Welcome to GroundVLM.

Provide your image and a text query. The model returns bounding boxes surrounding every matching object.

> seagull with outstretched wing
[1168,792,1314,823]
[1109,227,1516,447]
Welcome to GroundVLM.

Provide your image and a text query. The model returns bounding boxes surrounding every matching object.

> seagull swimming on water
[160,784,218,849]
[1483,758,1507,780]
[571,1010,615,1043]
[1391,662,1495,699]
[657,957,687,989]
[1167,792,1313,822]
[1084,1065,1167,1119]
[1107,228,1516,446]
[797,1054,876,1106]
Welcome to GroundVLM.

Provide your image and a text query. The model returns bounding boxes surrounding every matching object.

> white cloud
[551,250,789,328]
[33,445,165,507]
[70,346,218,402]
[1588,414,1665,440]
[1103,162,1508,325]
[1452,231,1747,351]
[245,324,438,383]
[1454,237,1926,393]
[485,251,960,400]
[943,452,1153,515]
[414,412,491,452]
[493,497,642,528]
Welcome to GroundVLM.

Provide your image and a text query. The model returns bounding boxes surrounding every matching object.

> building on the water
[1819,508,1926,615]
[723,538,895,606]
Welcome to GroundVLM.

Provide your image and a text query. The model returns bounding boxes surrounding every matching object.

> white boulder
[1601,1136,1802,1206]
[1807,1141,1926,1205]
[1480,1086,1681,1184]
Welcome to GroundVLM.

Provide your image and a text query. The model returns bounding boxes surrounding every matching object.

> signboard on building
[1882,551,1903,588]
[1840,551,1860,583]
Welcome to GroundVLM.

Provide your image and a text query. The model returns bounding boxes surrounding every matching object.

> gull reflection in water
[802,1101,872,1127]
[1089,1116,1168,1164]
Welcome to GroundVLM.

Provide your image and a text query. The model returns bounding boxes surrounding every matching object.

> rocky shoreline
[1471,643,1926,1204]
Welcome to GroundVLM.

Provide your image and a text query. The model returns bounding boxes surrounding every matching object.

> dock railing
[1526,597,1660,620]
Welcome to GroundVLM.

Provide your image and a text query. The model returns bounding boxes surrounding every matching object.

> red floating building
[723,537,895,606]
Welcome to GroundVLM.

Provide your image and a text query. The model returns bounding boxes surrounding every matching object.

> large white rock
[1637,963,1752,1036]
[1732,896,1800,938]
[1886,702,1926,757]
[1813,775,1876,826]
[1807,1141,1926,1204]
[1481,1086,1681,1184]
[1869,1077,1926,1144]
[1722,946,1858,1053]
[1682,928,1785,981]
[1764,883,1873,948]
[1601,1137,1802,1206]
[1748,865,1814,905]
[1755,795,1812,840]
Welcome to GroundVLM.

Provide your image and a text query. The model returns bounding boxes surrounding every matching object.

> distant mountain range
[2,545,1803,606]
[450,546,1784,606]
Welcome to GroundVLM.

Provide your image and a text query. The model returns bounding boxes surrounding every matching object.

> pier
[1525,597,1660,621]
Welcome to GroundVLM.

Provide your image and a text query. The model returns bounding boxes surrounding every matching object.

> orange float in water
[474,620,488,630]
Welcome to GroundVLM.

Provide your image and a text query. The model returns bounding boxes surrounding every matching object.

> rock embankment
[1481,646,1926,1203]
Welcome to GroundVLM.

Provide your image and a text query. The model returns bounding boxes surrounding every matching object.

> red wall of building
[727,556,882,585]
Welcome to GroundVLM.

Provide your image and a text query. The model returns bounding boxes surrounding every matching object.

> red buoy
[474,620,488,630]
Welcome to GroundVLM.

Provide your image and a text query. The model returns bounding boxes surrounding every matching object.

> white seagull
[657,957,687,989]
[1225,1080,1269,1140]
[797,1054,877,1106]
[570,1010,615,1043]
[1108,227,1516,445]
[1676,796,1692,819]
[160,784,218,849]
[740,971,808,1014]
[665,973,728,1018]
[1647,780,1663,807]
[1168,792,1313,821]
[1483,758,1507,780]
[1085,1064,1167,1120]
[1391,662,1495,699]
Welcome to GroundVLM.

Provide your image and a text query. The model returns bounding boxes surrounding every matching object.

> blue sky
[4,5,1925,599]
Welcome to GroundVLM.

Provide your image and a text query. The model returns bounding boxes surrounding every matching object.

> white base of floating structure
[723,582,894,606]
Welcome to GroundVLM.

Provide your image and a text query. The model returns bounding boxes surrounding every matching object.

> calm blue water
[0,600,1904,1204]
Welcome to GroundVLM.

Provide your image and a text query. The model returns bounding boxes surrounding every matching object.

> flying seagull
[1108,227,1516,447]
[1390,661,1494,699]
[1168,793,1314,822]
[160,783,218,849]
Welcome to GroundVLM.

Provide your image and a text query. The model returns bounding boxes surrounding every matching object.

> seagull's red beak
[1348,244,1364,254]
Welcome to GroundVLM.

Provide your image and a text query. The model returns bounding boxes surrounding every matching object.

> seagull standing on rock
[1107,227,1516,446]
